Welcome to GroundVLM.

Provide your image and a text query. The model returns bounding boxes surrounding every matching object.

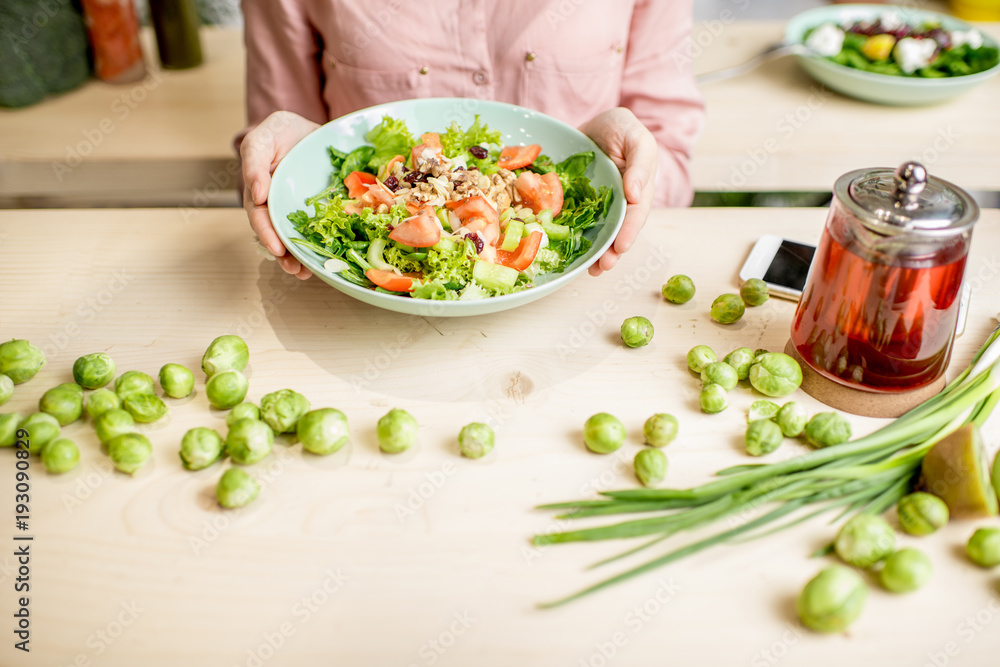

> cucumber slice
[473,260,519,291]
[541,218,571,241]
[366,238,394,271]
[500,219,524,251]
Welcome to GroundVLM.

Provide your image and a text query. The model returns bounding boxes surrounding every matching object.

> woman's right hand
[241,110,320,279]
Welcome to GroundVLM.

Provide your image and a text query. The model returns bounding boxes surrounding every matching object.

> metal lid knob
[893,162,927,211]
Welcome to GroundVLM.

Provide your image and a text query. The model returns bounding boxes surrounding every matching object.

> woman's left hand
[579,108,659,276]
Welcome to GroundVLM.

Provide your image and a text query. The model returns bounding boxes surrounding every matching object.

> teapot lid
[835,162,979,237]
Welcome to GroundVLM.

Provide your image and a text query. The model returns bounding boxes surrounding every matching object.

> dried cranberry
[468,145,488,160]
[384,175,399,191]
[467,234,484,254]
[402,171,429,184]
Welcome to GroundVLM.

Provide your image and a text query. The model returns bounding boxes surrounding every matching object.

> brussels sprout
[179,427,225,470]
[216,468,260,509]
[457,422,494,459]
[225,418,274,465]
[753,348,769,361]
[748,352,803,398]
[206,369,249,410]
[72,353,116,389]
[747,399,779,423]
[709,293,745,324]
[880,548,932,593]
[94,408,135,446]
[804,412,852,448]
[39,383,84,426]
[699,384,728,414]
[797,566,867,633]
[701,362,738,391]
[634,448,668,487]
[202,335,249,376]
[896,492,949,536]
[86,388,122,420]
[835,514,895,568]
[41,437,79,474]
[661,274,695,304]
[745,419,783,457]
[643,413,678,448]
[259,389,311,434]
[0,413,24,447]
[0,339,46,384]
[377,408,418,454]
[686,345,717,374]
[107,432,153,474]
[226,402,260,427]
[0,374,12,406]
[739,278,769,307]
[583,413,626,454]
[159,363,195,398]
[298,408,350,455]
[966,527,1000,568]
[723,347,755,381]
[123,394,168,424]
[620,316,654,348]
[20,412,60,454]
[115,371,156,401]
[776,401,808,438]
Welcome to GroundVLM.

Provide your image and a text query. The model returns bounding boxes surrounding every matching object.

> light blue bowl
[267,98,626,317]
[786,4,1000,106]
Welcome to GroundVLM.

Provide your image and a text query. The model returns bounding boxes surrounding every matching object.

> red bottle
[80,0,146,83]
[791,162,979,392]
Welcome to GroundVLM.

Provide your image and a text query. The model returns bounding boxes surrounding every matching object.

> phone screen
[762,240,816,292]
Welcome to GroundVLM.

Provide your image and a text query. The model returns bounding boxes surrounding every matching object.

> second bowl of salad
[267,98,626,317]
[786,4,999,105]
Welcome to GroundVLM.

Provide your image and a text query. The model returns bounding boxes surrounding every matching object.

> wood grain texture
[0,207,998,667]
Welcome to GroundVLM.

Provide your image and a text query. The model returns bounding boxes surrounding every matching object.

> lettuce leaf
[365,116,416,171]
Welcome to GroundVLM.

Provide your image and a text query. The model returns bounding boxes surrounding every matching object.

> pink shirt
[241,0,704,207]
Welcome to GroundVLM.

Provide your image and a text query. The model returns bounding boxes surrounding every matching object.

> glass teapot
[790,162,979,392]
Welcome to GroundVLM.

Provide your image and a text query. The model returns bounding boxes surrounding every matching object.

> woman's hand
[241,111,320,279]
[579,108,659,277]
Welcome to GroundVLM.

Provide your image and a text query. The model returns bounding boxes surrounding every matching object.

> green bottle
[149,0,203,69]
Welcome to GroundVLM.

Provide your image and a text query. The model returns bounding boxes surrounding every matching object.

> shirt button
[420,66,429,75]
[472,70,489,85]
[525,52,536,62]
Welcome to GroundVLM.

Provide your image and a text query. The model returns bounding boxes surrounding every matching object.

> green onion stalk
[534,321,1000,608]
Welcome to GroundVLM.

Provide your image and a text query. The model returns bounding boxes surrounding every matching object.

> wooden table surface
[1,207,999,666]
[692,21,1000,193]
[4,22,999,204]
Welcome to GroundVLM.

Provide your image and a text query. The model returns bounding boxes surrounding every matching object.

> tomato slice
[345,171,377,199]
[498,144,541,170]
[365,269,421,293]
[361,181,395,209]
[461,217,500,246]
[411,133,443,170]
[515,171,563,217]
[388,211,441,248]
[495,230,543,272]
[445,195,499,225]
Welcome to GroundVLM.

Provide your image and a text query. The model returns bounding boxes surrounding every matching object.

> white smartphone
[738,234,971,336]
[739,235,816,302]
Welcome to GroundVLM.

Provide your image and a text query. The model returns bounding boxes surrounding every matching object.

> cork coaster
[783,340,946,418]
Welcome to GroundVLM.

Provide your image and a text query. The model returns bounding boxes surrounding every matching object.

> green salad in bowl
[268,99,625,317]
[786,4,1000,105]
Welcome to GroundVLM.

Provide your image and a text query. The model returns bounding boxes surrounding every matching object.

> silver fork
[696,42,810,85]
